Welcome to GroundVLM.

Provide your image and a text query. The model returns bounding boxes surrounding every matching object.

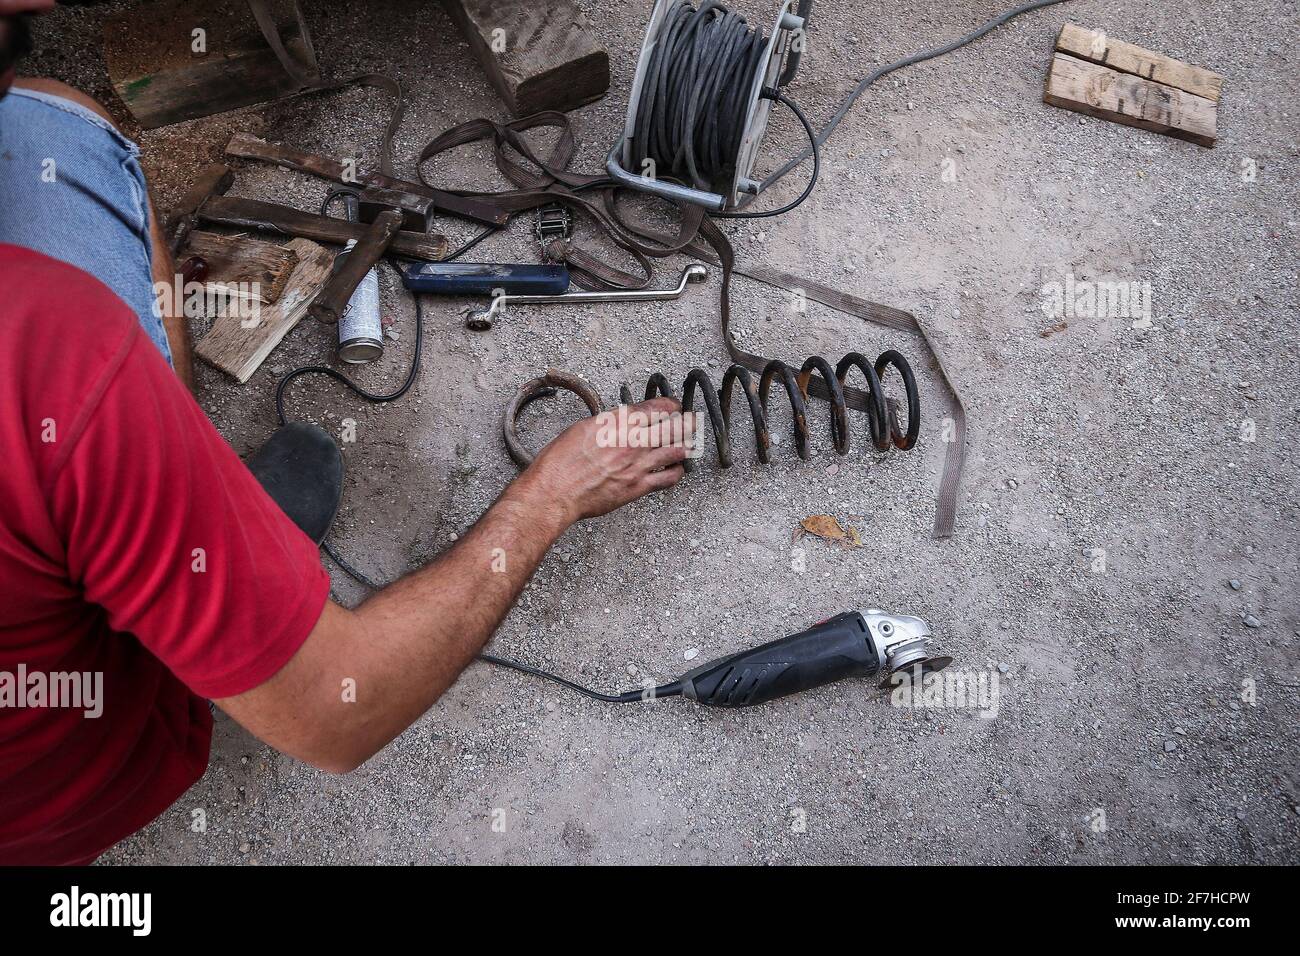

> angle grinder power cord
[274,0,1074,707]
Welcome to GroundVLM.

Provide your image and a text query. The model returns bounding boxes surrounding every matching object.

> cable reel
[606,0,813,212]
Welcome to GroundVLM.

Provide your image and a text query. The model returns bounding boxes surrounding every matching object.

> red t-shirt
[0,245,330,864]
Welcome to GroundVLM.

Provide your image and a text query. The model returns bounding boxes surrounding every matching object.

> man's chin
[1,14,34,98]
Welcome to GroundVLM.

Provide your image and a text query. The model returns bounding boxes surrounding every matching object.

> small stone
[825,463,840,477]
[1235,810,1247,821]
[448,532,458,542]
[239,842,250,854]
[997,664,1009,675]
[684,647,699,661]
[1229,701,1241,711]
[688,538,701,549]
[545,700,556,712]
[626,663,638,677]
[1174,726,1186,736]
[1163,740,1178,752]
[1243,614,1261,628]
[1229,579,1242,590]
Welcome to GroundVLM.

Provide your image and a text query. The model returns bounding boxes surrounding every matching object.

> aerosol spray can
[335,192,385,364]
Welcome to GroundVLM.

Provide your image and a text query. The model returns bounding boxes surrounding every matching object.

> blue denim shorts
[0,87,172,365]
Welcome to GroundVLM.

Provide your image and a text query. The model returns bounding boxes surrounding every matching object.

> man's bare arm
[217,399,693,772]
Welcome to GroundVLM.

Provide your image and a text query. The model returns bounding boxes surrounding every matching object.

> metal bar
[466,264,708,330]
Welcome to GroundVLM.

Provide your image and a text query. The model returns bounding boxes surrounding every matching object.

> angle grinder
[483,609,952,707]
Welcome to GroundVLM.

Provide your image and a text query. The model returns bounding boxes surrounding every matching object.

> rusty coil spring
[503,351,919,470]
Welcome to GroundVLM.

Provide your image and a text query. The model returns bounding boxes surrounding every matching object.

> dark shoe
[247,423,343,545]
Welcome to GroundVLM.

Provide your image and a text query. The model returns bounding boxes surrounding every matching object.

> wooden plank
[225,133,510,227]
[1044,53,1217,147]
[104,0,319,129]
[195,238,333,383]
[183,231,300,305]
[439,0,609,116]
[197,195,449,261]
[1055,23,1223,102]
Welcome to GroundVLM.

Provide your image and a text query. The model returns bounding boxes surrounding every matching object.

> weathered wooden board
[1055,23,1223,102]
[195,237,332,383]
[1044,53,1217,147]
[104,0,319,129]
[440,0,609,115]
[183,231,300,305]
[197,195,449,261]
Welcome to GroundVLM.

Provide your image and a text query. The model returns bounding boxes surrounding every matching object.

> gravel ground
[25,0,1299,864]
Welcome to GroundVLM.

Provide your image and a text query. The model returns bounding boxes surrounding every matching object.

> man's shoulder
[0,243,143,482]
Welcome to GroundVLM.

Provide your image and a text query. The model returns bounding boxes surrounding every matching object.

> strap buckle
[535,203,572,253]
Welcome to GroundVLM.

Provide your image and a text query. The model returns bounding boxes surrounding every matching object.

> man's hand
[520,397,696,523]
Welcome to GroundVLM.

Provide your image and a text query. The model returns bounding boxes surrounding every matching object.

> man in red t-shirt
[0,10,692,864]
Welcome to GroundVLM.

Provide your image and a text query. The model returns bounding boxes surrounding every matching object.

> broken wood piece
[439,0,609,116]
[195,237,333,383]
[225,132,510,227]
[182,231,299,305]
[167,164,235,257]
[197,195,449,261]
[1044,52,1217,147]
[104,0,319,129]
[309,210,403,325]
[1054,23,1223,102]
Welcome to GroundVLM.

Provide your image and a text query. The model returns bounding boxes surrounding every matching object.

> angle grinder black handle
[678,610,879,708]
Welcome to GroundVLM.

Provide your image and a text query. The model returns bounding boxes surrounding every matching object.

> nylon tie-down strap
[244,10,966,537]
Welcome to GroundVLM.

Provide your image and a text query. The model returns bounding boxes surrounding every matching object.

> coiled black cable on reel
[607,0,817,214]
[503,350,919,471]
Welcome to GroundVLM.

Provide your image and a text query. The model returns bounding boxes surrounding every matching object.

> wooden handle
[308,210,403,324]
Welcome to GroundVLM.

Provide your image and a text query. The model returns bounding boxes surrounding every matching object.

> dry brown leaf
[799,514,861,548]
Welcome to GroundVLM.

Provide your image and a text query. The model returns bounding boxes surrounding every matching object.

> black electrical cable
[276,199,501,587]
[479,654,682,704]
[761,0,1076,190]
[632,0,768,194]
[627,0,824,217]
[711,87,818,219]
